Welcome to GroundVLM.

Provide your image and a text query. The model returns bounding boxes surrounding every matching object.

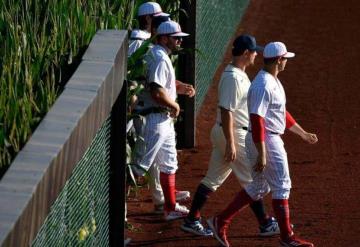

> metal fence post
[109,81,127,247]
[176,0,196,148]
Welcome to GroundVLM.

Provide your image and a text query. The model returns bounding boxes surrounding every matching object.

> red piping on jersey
[286,111,296,129]
[250,114,265,142]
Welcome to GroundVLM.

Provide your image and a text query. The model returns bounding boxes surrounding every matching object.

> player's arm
[220,107,236,162]
[250,114,267,172]
[176,80,195,97]
[148,61,180,118]
[286,111,318,144]
[149,83,180,118]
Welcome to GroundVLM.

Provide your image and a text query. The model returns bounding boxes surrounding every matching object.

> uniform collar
[226,64,247,76]
[155,44,171,55]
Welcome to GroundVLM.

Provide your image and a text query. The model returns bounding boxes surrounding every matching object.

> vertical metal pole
[177,0,196,148]
[109,81,127,247]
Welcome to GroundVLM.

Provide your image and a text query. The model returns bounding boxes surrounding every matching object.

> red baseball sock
[218,189,253,226]
[160,172,176,211]
[272,199,293,240]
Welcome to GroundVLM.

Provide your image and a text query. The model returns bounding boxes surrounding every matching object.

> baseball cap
[157,20,189,37]
[263,42,295,58]
[130,29,151,40]
[138,2,170,17]
[152,16,170,30]
[233,34,263,52]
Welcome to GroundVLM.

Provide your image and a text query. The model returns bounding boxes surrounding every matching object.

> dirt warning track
[127,1,360,246]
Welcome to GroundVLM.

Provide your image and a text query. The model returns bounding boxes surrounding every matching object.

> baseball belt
[218,123,248,131]
[248,129,280,135]
[133,107,168,116]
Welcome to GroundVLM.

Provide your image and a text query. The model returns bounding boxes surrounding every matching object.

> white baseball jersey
[128,29,151,57]
[136,44,178,175]
[247,70,287,134]
[216,64,250,129]
[128,36,166,205]
[201,64,253,191]
[143,44,177,108]
[245,69,291,200]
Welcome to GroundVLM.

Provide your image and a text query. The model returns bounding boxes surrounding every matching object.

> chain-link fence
[195,0,250,113]
[31,118,111,247]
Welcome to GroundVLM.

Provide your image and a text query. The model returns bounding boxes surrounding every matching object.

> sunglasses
[169,36,183,41]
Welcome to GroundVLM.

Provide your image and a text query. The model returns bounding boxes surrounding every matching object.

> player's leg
[234,132,279,236]
[233,160,277,236]
[190,125,232,219]
[205,134,272,247]
[182,147,229,236]
[207,167,271,247]
[265,134,313,247]
[157,120,189,221]
[133,114,164,175]
[148,163,165,213]
[150,162,190,214]
[182,125,231,235]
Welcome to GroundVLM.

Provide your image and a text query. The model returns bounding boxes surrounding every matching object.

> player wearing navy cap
[181,35,280,237]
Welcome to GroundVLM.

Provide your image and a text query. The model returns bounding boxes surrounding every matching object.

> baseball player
[128,2,169,56]
[207,42,318,247]
[132,20,194,221]
[181,35,280,237]
[128,4,192,214]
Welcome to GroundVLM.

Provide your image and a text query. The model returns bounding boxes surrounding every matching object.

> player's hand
[224,141,236,162]
[176,82,196,97]
[170,102,180,118]
[254,153,266,172]
[301,132,318,144]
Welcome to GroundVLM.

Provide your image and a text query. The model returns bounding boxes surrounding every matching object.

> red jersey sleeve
[250,114,265,142]
[286,111,296,129]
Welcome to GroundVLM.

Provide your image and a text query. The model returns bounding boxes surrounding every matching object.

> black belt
[248,130,280,135]
[218,123,247,131]
[134,107,168,116]
[130,38,146,41]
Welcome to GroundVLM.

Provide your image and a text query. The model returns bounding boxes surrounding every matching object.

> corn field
[0,0,182,172]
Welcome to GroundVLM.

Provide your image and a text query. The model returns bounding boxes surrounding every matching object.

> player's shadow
[128,235,213,246]
[129,212,164,223]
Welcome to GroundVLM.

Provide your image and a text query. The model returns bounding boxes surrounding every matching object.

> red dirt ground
[126,0,360,246]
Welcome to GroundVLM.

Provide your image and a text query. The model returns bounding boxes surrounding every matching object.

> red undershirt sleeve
[286,111,296,129]
[250,114,265,142]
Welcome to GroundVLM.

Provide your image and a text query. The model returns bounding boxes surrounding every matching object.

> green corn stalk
[0,0,182,173]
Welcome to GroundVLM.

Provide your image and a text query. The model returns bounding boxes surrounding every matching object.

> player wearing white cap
[207,42,318,247]
[128,2,169,56]
[181,35,280,237]
[133,20,194,221]
[128,8,193,213]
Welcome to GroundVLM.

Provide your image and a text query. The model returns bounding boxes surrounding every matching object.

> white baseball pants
[133,115,167,205]
[137,112,178,175]
[244,132,291,200]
